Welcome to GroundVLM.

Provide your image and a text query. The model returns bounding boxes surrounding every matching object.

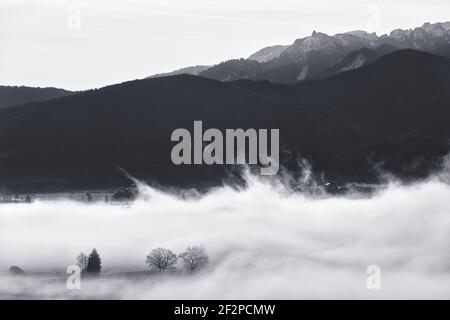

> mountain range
[0,49,449,192]
[153,22,450,83]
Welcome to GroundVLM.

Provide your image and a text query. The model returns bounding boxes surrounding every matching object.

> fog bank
[0,172,449,299]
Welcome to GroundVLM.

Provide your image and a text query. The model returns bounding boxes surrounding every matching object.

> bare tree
[76,252,88,272]
[146,247,177,272]
[179,246,209,272]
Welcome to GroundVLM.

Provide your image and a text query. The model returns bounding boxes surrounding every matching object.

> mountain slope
[149,65,211,78]
[298,50,450,173]
[0,86,73,109]
[321,44,398,78]
[199,59,266,81]
[434,44,450,58]
[0,75,349,191]
[247,45,289,62]
[193,22,450,84]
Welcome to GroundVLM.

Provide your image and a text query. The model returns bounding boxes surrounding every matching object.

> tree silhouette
[85,249,101,274]
[179,246,209,272]
[146,248,177,272]
[76,252,88,272]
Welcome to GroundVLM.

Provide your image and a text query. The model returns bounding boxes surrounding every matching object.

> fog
[0,169,449,299]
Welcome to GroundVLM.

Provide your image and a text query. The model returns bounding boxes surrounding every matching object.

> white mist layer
[0,175,449,299]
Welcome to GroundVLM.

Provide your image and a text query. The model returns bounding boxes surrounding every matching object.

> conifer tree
[86,248,102,274]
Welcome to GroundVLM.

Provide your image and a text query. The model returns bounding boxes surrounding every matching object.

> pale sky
[1,0,449,90]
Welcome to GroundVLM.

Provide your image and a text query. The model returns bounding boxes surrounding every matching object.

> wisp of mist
[0,163,449,299]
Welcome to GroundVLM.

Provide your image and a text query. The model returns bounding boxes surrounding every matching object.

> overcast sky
[1,0,449,90]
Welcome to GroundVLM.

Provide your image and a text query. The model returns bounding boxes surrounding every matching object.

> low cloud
[0,170,449,299]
